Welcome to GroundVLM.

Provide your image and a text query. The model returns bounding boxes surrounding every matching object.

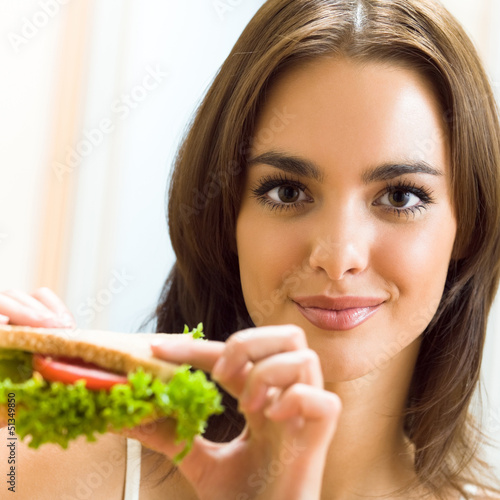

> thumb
[121,417,224,479]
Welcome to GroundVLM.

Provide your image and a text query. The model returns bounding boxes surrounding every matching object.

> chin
[312,333,422,389]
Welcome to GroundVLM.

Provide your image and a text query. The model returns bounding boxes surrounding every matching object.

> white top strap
[124,438,142,500]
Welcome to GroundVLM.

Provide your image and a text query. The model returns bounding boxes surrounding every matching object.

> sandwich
[0,323,222,461]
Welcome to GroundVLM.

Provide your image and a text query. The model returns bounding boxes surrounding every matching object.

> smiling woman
[237,56,457,387]
[1,0,500,499]
[152,0,500,498]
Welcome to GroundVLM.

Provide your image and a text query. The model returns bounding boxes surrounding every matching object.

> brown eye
[253,177,310,209]
[376,185,425,214]
[277,185,300,203]
[389,190,411,207]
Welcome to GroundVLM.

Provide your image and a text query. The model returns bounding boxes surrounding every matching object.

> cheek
[236,211,305,322]
[375,213,456,327]
[237,199,457,336]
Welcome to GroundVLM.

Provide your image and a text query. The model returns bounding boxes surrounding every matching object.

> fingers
[122,418,183,457]
[211,325,307,377]
[0,288,75,328]
[0,292,53,326]
[32,287,76,327]
[151,325,317,403]
[211,325,310,398]
[144,325,342,500]
[151,336,225,373]
[265,384,341,425]
[121,417,223,472]
[238,348,323,413]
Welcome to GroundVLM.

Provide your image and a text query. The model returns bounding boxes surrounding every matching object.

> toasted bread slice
[0,325,182,382]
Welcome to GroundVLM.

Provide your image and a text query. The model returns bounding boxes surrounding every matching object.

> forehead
[252,56,449,175]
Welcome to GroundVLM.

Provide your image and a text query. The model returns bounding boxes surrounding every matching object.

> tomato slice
[33,354,129,391]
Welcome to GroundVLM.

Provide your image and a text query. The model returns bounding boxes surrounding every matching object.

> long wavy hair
[150,0,500,497]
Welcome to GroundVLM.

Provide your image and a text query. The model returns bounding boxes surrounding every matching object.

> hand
[0,288,76,428]
[125,325,342,500]
[0,287,76,328]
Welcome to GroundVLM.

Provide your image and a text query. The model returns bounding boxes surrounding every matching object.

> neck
[321,338,428,500]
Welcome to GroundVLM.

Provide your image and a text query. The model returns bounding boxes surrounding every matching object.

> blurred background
[0,0,499,473]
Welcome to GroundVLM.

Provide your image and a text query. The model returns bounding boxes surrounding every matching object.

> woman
[1,0,499,498]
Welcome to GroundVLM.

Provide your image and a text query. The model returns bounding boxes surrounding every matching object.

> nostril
[309,238,367,281]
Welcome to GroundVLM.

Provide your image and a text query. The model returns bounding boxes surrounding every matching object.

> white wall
[64,0,268,333]
[0,0,64,291]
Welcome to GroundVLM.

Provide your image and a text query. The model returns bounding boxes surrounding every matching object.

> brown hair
[152,0,500,497]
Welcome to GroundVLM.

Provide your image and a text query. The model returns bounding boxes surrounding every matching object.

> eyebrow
[362,161,443,183]
[247,151,324,182]
[247,151,443,183]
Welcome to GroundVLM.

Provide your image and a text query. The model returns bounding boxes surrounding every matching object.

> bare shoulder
[0,428,127,499]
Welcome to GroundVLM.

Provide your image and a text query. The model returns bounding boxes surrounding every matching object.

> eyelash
[378,180,435,218]
[251,174,311,212]
[250,174,436,219]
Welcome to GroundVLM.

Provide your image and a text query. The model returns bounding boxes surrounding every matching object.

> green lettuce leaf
[0,365,223,463]
[0,349,33,382]
[183,323,205,339]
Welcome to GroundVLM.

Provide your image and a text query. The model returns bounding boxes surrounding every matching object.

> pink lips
[292,295,384,331]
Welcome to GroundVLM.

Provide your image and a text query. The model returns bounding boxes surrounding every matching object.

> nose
[308,205,371,281]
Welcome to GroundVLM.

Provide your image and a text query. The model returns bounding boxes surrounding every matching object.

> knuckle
[231,327,253,342]
[301,348,320,366]
[326,393,342,414]
[228,331,249,348]
[224,330,251,356]
[287,383,308,398]
[286,325,307,347]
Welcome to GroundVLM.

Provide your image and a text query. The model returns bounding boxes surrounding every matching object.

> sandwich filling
[0,325,223,462]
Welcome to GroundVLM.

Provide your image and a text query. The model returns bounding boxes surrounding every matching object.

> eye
[250,174,312,212]
[267,184,308,204]
[378,189,421,209]
[374,181,435,219]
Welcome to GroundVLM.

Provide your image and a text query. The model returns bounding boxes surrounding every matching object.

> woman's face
[236,57,457,382]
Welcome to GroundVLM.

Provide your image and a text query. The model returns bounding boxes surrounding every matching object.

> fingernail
[57,313,75,327]
[36,312,75,328]
[150,339,193,360]
[151,338,187,349]
[36,310,55,320]
[150,338,165,347]
[0,314,9,324]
